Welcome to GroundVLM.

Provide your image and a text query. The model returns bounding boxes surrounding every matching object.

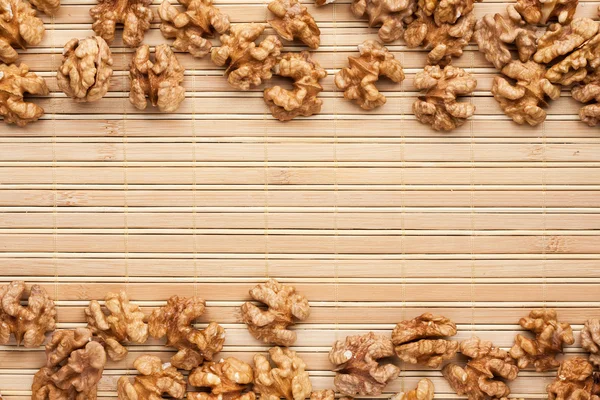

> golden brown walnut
[513,0,578,25]
[572,70,600,127]
[546,33,600,86]
[413,64,476,131]
[240,278,310,346]
[29,0,59,15]
[268,0,320,48]
[129,44,185,113]
[420,0,477,25]
[188,357,256,400]
[509,308,575,372]
[90,0,152,47]
[0,281,56,346]
[335,40,404,110]
[212,23,282,90]
[391,378,435,400]
[254,346,312,400]
[264,51,327,121]
[329,332,400,396]
[391,313,458,368]
[534,19,599,64]
[582,319,600,366]
[310,390,335,400]
[117,355,186,400]
[443,336,519,400]
[84,290,148,362]
[148,295,225,370]
[547,358,600,400]
[57,36,114,103]
[0,0,45,64]
[0,64,48,127]
[491,60,560,126]
[351,0,416,42]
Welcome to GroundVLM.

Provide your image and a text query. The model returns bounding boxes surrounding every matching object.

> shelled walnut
[57,36,114,103]
[212,23,282,90]
[547,358,600,400]
[391,378,435,400]
[28,0,59,15]
[117,355,187,400]
[351,0,416,42]
[509,308,574,371]
[90,0,153,47]
[572,71,600,126]
[0,281,55,346]
[0,0,45,64]
[335,40,404,110]
[582,319,600,366]
[129,44,186,112]
[443,336,519,400]
[254,347,312,400]
[310,390,335,400]
[158,0,230,58]
[413,65,476,131]
[149,295,225,370]
[188,357,256,400]
[0,64,49,127]
[533,18,599,65]
[268,0,320,48]
[329,332,400,396]
[421,0,477,25]
[546,33,600,86]
[240,279,310,346]
[84,290,149,361]
[264,51,327,121]
[513,0,578,25]
[392,313,458,368]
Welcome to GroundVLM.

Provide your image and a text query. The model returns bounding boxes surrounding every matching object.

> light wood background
[1,0,600,398]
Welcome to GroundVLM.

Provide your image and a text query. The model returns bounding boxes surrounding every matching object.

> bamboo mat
[1,0,600,398]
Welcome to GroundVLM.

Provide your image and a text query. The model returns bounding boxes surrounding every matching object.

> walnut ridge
[513,0,578,25]
[188,357,256,400]
[0,0,45,64]
[268,0,320,49]
[547,358,600,400]
[545,32,600,86]
[351,0,416,42]
[572,70,600,127]
[117,355,187,400]
[391,378,435,400]
[254,346,312,400]
[533,18,599,65]
[0,64,48,126]
[90,0,153,47]
[29,0,59,15]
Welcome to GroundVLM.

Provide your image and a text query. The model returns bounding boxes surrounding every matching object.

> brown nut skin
[268,0,320,49]
[254,347,312,400]
[90,0,153,47]
[264,51,327,121]
[533,18,599,65]
[148,295,225,370]
[547,358,600,400]
[391,378,435,400]
[509,308,574,372]
[117,355,186,400]
[188,357,255,400]
[513,0,578,25]
[57,36,114,103]
[240,279,310,346]
[329,332,400,396]
[129,44,186,113]
[335,40,405,110]
[0,0,45,64]
[572,70,600,127]
[546,33,600,86]
[351,0,416,42]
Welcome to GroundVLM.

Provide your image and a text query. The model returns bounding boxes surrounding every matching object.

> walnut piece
[533,18,599,65]
[57,36,114,103]
[443,336,519,400]
[335,40,405,110]
[572,70,600,127]
[254,346,312,400]
[268,0,320,48]
[0,281,55,346]
[240,278,310,346]
[329,332,400,396]
[547,358,600,400]
[188,357,255,400]
[391,313,458,368]
[0,63,48,127]
[582,319,600,367]
[421,0,477,25]
[117,355,186,400]
[28,0,59,15]
[90,0,153,47]
[491,60,560,126]
[509,308,574,371]
[351,0,416,42]
[513,0,578,25]
[310,390,335,400]
[84,290,148,361]
[129,44,186,112]
[264,51,327,121]
[391,378,435,400]
[0,0,45,64]
[149,295,225,370]
[546,33,600,86]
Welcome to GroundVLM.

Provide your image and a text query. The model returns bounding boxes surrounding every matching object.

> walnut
[212,23,282,90]
[129,44,185,112]
[264,51,327,121]
[149,295,225,370]
[352,0,416,42]
[572,70,600,127]
[334,40,404,110]
[391,313,458,368]
[188,357,255,400]
[391,378,435,400]
[0,281,56,347]
[546,33,600,86]
[329,332,400,396]
[413,64,476,131]
[442,336,519,400]
[117,355,186,400]
[582,319,600,367]
[509,309,574,371]
[491,60,560,126]
[268,0,320,49]
[254,346,312,400]
[310,390,335,400]
[547,358,600,400]
[90,0,153,47]
[533,18,599,65]
[158,0,230,59]
[28,0,59,15]
[84,290,148,362]
[513,0,578,25]
[420,0,477,25]
[240,278,310,346]
[0,0,45,64]
[0,63,48,127]
[57,36,114,103]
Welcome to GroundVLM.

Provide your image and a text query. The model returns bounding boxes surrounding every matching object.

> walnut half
[391,378,435,400]
[547,358,600,400]
[188,357,256,400]
[0,64,49,127]
[0,0,45,64]
[582,318,600,366]
[254,347,312,400]
[90,0,153,47]
[268,0,320,49]
[118,355,186,400]
[351,0,416,43]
